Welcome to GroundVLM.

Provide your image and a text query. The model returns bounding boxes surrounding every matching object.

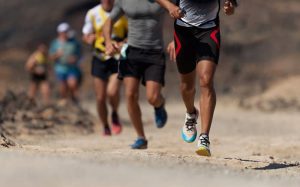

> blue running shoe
[131,138,148,149]
[154,104,168,128]
[181,109,199,143]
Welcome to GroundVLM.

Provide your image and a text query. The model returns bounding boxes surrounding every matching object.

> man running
[156,0,236,156]
[103,0,168,149]
[49,23,82,103]
[82,0,128,135]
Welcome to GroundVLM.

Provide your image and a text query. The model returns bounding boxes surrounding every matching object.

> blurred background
[1,1,300,186]
[0,0,299,110]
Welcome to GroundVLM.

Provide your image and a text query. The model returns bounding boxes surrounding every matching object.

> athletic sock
[154,103,164,111]
[187,107,197,115]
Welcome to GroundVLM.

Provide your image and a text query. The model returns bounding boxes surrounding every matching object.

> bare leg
[107,73,121,112]
[124,77,145,138]
[67,77,79,102]
[59,82,68,99]
[196,60,217,135]
[180,71,196,114]
[40,81,50,105]
[28,82,37,101]
[94,78,109,128]
[145,81,164,108]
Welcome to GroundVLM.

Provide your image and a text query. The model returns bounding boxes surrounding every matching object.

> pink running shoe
[111,112,122,135]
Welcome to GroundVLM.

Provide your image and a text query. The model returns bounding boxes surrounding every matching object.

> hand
[224,0,235,15]
[105,41,119,56]
[117,41,125,49]
[168,4,184,19]
[167,41,176,62]
[68,56,77,64]
[55,49,64,59]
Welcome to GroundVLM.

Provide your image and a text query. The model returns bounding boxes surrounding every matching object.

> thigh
[108,58,119,75]
[107,73,121,95]
[67,76,78,88]
[143,49,166,86]
[145,80,162,99]
[174,24,197,74]
[196,27,221,64]
[143,63,165,86]
[119,47,143,81]
[123,77,140,98]
[91,57,109,81]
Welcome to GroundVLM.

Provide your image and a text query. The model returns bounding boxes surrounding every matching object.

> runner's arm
[167,41,176,62]
[82,10,96,45]
[156,0,184,19]
[25,53,37,72]
[103,0,125,55]
[48,41,63,62]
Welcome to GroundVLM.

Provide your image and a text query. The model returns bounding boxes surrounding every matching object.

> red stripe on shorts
[174,31,182,56]
[210,28,220,49]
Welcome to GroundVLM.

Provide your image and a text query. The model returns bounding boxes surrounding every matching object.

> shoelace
[185,118,196,131]
[200,136,210,147]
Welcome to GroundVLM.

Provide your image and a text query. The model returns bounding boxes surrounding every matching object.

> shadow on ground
[224,157,300,170]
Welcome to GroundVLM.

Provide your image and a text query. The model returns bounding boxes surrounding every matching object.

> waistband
[128,45,163,53]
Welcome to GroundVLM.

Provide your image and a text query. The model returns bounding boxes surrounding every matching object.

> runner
[49,23,82,103]
[103,0,168,149]
[156,0,237,156]
[25,43,50,104]
[82,0,128,136]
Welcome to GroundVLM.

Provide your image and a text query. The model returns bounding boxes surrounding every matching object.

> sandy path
[1,101,300,187]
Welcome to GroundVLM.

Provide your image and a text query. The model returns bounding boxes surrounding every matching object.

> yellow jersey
[82,5,128,53]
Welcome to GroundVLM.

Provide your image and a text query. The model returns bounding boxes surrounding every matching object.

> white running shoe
[196,134,211,157]
[181,109,199,143]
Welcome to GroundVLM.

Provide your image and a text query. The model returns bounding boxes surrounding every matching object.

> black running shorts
[91,56,118,81]
[118,46,166,86]
[31,73,47,83]
[174,24,221,74]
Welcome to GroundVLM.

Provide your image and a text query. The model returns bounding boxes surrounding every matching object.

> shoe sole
[195,147,211,157]
[131,145,148,149]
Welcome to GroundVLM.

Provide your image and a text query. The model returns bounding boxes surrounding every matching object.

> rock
[0,133,16,148]
[40,108,55,120]
[0,91,95,139]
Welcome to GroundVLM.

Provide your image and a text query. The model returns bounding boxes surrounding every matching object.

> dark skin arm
[103,17,119,56]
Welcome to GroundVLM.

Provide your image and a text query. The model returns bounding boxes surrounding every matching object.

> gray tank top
[110,0,165,49]
[176,0,220,29]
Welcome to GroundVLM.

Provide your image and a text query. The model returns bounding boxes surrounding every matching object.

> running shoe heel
[154,105,168,128]
[131,138,148,149]
[111,112,122,135]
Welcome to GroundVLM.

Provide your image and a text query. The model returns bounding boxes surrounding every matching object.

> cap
[57,22,70,33]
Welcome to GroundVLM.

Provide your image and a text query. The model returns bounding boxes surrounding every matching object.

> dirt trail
[1,101,300,187]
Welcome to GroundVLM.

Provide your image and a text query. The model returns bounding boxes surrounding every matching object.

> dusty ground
[1,101,299,187]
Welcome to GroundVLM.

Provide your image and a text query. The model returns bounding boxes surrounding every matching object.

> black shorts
[91,56,118,81]
[31,73,47,83]
[118,46,166,86]
[174,24,221,74]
